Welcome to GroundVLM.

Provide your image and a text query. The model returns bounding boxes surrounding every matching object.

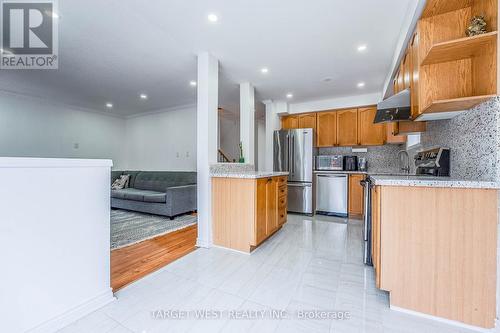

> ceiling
[0,0,416,116]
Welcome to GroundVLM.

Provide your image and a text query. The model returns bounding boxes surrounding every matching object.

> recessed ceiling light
[140,93,148,100]
[260,67,269,74]
[106,103,113,108]
[357,82,365,88]
[286,93,293,99]
[207,13,218,22]
[357,44,367,52]
[190,80,197,87]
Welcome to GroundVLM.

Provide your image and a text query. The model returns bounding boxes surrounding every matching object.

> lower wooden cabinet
[212,176,287,253]
[348,174,365,217]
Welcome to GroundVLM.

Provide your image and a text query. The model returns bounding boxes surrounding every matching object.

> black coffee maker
[344,156,358,171]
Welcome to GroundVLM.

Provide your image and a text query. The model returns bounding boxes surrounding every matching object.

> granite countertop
[211,171,289,179]
[370,175,499,189]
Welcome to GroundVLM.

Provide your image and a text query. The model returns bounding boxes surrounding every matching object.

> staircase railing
[218,149,235,163]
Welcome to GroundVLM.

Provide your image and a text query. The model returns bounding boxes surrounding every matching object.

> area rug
[111,209,197,250]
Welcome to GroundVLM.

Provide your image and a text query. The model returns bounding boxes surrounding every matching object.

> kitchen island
[211,170,289,253]
[370,175,498,328]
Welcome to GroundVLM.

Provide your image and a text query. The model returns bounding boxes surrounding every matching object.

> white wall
[0,92,127,168]
[0,157,114,333]
[125,105,197,171]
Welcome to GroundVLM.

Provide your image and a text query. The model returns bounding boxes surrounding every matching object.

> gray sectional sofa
[111,171,196,218]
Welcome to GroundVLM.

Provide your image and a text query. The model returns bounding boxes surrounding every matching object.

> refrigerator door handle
[287,183,312,187]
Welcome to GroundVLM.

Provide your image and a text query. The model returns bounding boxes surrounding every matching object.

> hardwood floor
[111,224,197,291]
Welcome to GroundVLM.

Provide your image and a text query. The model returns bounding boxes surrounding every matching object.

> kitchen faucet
[398,150,411,174]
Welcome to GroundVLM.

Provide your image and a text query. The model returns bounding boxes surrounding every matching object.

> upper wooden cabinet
[337,109,358,146]
[281,115,299,129]
[358,107,386,146]
[393,0,498,120]
[298,113,317,131]
[316,111,337,147]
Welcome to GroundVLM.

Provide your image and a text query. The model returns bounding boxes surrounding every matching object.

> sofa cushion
[142,191,167,203]
[133,171,197,192]
[111,188,167,203]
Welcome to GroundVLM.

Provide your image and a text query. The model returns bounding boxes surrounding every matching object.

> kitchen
[210,0,499,330]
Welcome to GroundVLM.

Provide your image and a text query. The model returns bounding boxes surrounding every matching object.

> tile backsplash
[415,97,500,181]
[318,145,402,173]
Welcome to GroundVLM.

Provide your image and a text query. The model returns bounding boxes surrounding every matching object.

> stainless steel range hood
[374,88,411,123]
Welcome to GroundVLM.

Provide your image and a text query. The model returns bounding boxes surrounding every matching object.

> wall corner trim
[27,289,115,333]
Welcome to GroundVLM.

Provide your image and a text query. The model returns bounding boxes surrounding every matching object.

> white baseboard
[27,288,116,333]
[196,238,211,248]
[390,305,494,332]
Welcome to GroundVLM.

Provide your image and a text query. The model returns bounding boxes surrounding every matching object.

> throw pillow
[111,175,130,190]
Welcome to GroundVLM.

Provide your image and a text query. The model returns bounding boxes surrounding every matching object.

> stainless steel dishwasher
[315,173,348,217]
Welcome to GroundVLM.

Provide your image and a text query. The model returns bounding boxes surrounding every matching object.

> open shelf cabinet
[413,0,498,119]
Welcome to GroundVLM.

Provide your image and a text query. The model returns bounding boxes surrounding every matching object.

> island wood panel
[336,108,358,146]
[265,177,279,234]
[316,111,337,147]
[212,178,256,252]
[111,224,197,291]
[357,107,386,145]
[379,186,497,328]
[255,179,267,245]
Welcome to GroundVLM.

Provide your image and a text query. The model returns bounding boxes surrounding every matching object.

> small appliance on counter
[358,157,367,172]
[415,147,450,176]
[316,155,343,171]
[343,156,358,171]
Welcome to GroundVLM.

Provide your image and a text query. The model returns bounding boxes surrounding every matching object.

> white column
[239,82,255,166]
[196,52,218,248]
[263,100,283,171]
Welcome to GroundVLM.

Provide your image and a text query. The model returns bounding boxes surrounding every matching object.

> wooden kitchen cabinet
[281,115,299,129]
[386,123,407,144]
[298,113,317,131]
[265,177,278,234]
[358,107,386,146]
[348,174,364,217]
[316,111,337,147]
[336,109,358,146]
[212,175,287,253]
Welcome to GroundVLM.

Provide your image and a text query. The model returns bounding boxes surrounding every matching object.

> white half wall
[125,105,197,171]
[0,92,127,169]
[0,157,115,333]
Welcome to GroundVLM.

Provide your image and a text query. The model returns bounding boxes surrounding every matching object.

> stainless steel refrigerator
[273,128,314,214]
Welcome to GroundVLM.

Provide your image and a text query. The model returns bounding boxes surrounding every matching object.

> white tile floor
[59,214,497,333]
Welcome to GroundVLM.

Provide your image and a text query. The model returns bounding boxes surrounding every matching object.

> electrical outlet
[73,143,79,149]
[186,151,190,158]
[176,152,180,158]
